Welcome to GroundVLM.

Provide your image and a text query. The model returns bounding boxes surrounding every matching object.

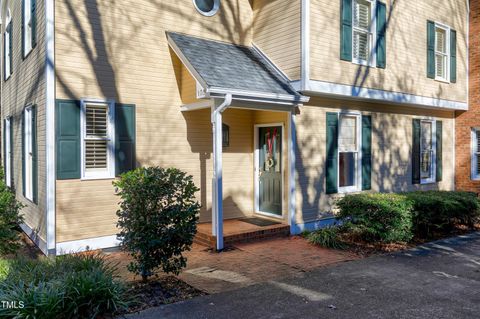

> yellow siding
[252,0,301,80]
[309,0,468,103]
[1,0,47,240]
[295,97,455,224]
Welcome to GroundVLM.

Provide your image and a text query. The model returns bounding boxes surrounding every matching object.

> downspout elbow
[211,93,233,123]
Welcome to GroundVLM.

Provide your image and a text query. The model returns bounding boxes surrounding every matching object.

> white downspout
[211,94,232,251]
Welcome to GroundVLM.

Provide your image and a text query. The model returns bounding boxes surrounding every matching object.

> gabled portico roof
[167,32,309,105]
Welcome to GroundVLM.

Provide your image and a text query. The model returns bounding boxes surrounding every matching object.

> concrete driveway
[126,232,480,319]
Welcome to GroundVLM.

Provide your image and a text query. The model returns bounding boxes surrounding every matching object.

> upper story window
[352,0,374,64]
[193,0,220,17]
[4,9,12,80]
[23,0,37,58]
[340,0,386,68]
[81,100,115,179]
[427,21,456,83]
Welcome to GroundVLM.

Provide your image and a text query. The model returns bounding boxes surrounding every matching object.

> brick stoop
[194,220,290,250]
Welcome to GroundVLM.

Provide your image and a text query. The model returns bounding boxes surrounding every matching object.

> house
[0,0,468,255]
[456,0,477,191]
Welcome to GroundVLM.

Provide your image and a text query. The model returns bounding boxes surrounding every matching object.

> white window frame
[24,106,33,201]
[471,128,480,180]
[4,9,12,80]
[5,117,12,187]
[352,0,377,67]
[434,22,451,83]
[23,0,33,57]
[80,99,115,180]
[193,0,220,17]
[419,119,437,185]
[338,112,363,193]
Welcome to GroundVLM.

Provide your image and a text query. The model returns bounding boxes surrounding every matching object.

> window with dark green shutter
[436,121,443,182]
[413,119,440,185]
[340,0,353,61]
[115,104,136,175]
[427,21,456,83]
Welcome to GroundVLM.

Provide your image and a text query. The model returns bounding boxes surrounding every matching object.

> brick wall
[456,0,480,192]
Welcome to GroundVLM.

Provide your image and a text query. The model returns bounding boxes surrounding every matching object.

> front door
[258,126,282,216]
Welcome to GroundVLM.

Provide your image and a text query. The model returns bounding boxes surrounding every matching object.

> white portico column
[211,94,232,251]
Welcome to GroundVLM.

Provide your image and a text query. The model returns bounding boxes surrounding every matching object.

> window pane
[353,31,369,61]
[476,131,480,151]
[420,121,433,180]
[477,154,480,176]
[339,116,357,152]
[195,0,215,12]
[435,54,446,79]
[421,121,432,150]
[435,28,447,53]
[339,152,356,187]
[85,140,108,170]
[86,104,108,138]
[354,0,371,30]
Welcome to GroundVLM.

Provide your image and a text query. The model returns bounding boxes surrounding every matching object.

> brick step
[194,224,290,249]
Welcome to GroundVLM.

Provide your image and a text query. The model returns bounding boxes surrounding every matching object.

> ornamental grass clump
[114,167,200,281]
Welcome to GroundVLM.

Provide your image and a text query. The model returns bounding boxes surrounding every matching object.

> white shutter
[353,0,371,61]
[84,104,109,171]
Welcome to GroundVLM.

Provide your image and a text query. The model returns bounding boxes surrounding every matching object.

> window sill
[434,77,450,84]
[81,175,115,181]
[4,74,12,82]
[23,48,33,60]
[337,187,361,194]
[420,180,437,185]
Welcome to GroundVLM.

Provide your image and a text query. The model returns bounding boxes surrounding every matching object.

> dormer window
[193,0,220,17]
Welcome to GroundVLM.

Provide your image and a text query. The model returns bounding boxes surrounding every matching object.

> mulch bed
[123,276,206,314]
[338,224,480,257]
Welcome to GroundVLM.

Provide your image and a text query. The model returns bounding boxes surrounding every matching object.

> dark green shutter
[340,0,353,61]
[115,104,136,175]
[22,110,25,195]
[427,20,435,79]
[376,2,387,69]
[56,100,81,179]
[326,113,339,194]
[31,0,37,48]
[32,106,38,203]
[3,119,6,179]
[412,119,421,184]
[362,115,372,190]
[450,29,456,83]
[436,121,443,182]
[9,117,13,188]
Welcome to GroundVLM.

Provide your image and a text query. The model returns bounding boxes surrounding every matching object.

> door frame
[254,122,285,219]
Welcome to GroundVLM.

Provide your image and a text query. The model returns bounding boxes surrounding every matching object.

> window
[352,0,375,65]
[193,0,220,16]
[4,9,12,80]
[24,107,33,200]
[471,128,480,180]
[81,100,115,179]
[435,24,449,81]
[338,114,361,192]
[23,0,34,57]
[4,117,12,187]
[420,120,436,184]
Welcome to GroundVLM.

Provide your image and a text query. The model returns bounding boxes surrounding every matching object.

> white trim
[291,217,338,235]
[80,99,115,180]
[471,128,480,180]
[24,106,34,201]
[56,235,120,255]
[300,79,468,110]
[288,111,297,228]
[301,0,310,91]
[419,119,437,185]
[45,0,55,253]
[180,100,211,112]
[192,0,220,17]
[337,112,362,193]
[20,223,48,255]
[254,122,286,219]
[208,87,309,104]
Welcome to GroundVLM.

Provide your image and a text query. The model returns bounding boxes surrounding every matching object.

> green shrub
[304,227,347,249]
[114,167,200,281]
[0,254,129,318]
[406,191,480,237]
[0,170,24,255]
[336,193,414,243]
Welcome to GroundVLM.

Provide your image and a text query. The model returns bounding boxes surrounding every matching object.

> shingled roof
[167,32,304,101]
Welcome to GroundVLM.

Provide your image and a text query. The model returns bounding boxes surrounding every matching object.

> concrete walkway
[125,232,480,319]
